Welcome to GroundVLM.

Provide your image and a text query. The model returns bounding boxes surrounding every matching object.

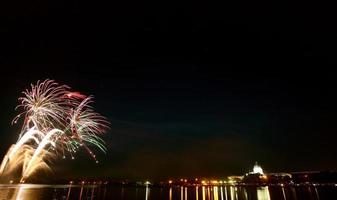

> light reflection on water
[0,184,336,200]
[256,187,270,200]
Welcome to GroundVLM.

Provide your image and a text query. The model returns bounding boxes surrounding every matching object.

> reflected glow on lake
[0,184,337,200]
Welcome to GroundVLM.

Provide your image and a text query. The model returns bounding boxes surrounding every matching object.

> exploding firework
[0,79,109,182]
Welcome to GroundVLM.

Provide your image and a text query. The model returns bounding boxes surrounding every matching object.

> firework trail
[21,129,62,180]
[0,79,109,182]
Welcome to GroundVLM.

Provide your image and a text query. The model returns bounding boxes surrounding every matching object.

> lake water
[0,184,337,200]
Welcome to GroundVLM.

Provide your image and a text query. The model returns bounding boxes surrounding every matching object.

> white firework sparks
[0,79,109,182]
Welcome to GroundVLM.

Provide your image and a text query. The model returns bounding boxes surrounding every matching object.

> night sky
[0,0,337,180]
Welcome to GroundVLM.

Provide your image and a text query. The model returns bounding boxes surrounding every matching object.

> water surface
[1,184,336,200]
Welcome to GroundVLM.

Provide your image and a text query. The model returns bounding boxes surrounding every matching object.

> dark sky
[0,0,337,180]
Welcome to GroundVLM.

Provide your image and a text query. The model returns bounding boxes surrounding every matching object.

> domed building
[242,161,293,185]
[242,162,267,184]
[252,161,264,174]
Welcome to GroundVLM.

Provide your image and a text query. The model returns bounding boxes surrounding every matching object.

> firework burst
[0,79,109,182]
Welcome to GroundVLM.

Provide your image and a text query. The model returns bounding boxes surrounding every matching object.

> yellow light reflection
[207,187,210,200]
[220,187,224,200]
[145,186,150,200]
[202,186,206,200]
[235,187,238,200]
[185,187,188,200]
[7,185,46,200]
[213,186,219,200]
[230,186,235,200]
[169,187,172,200]
[224,186,228,200]
[257,187,271,200]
